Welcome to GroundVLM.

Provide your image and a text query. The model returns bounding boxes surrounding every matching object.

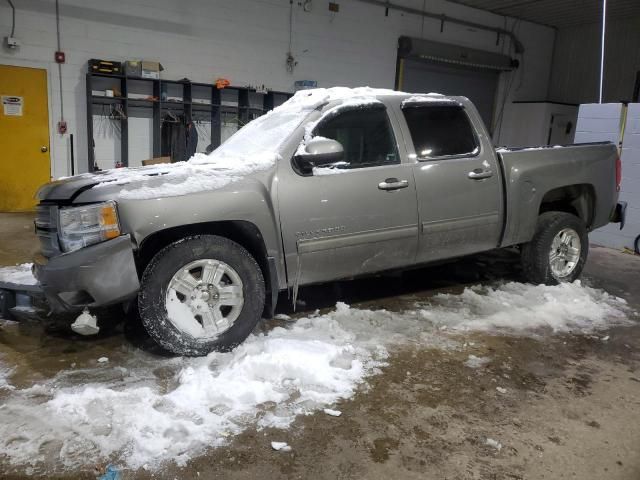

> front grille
[35,204,62,258]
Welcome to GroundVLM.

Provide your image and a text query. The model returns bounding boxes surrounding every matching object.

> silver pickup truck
[2,88,626,355]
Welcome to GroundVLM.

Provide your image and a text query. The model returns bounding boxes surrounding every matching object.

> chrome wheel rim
[549,228,581,279]
[165,259,244,339]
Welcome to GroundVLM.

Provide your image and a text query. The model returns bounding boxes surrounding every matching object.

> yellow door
[0,65,51,211]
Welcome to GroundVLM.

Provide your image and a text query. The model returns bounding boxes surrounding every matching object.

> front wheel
[138,235,265,356]
[520,211,588,285]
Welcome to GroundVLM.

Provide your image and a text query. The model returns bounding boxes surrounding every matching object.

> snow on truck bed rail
[496,145,564,153]
[73,87,438,200]
[0,280,631,472]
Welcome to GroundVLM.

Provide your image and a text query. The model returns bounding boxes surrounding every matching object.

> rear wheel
[138,235,265,356]
[520,211,588,285]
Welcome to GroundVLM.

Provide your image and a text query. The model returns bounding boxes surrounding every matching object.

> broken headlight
[58,201,121,252]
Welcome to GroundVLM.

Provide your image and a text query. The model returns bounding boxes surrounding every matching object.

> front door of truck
[277,104,419,288]
[396,101,503,263]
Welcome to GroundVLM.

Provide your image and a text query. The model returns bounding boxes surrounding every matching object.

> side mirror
[292,137,344,175]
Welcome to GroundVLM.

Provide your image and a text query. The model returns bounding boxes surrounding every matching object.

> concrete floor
[1,213,640,479]
[0,213,39,266]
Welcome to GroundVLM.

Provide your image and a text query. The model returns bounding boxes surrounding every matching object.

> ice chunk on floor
[0,363,15,391]
[271,441,292,452]
[0,263,37,286]
[485,438,503,450]
[323,408,342,417]
[464,355,491,369]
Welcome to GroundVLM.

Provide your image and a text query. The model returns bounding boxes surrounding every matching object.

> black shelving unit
[86,72,292,172]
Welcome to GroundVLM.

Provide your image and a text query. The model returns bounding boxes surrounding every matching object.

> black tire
[138,235,265,356]
[520,211,588,285]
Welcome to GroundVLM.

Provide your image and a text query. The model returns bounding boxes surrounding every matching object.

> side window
[402,106,478,159]
[313,105,399,169]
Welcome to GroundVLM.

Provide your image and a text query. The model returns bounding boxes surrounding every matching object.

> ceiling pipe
[353,0,525,54]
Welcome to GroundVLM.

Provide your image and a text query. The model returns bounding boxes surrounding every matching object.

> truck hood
[38,153,279,203]
[37,171,111,201]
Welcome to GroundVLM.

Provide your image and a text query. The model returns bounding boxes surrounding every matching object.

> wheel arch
[136,220,278,317]
[538,184,596,229]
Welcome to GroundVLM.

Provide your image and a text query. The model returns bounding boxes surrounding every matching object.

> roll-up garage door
[396,36,518,130]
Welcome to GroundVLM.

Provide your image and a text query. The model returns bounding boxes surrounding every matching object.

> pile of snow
[0,263,37,286]
[0,281,630,471]
[0,306,388,470]
[417,281,629,334]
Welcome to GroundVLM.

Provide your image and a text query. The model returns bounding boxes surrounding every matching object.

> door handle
[41,146,49,153]
[378,178,409,191]
[468,168,493,180]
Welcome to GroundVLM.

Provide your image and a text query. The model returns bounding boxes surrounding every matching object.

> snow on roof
[401,94,459,107]
[286,86,405,110]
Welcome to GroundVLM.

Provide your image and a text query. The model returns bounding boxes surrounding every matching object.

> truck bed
[496,142,619,247]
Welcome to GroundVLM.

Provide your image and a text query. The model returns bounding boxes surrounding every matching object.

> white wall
[0,0,555,176]
[549,16,640,105]
[580,103,640,251]
[498,102,578,148]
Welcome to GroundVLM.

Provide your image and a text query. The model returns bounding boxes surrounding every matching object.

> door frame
[0,58,56,179]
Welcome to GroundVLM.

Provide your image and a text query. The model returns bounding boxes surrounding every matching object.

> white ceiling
[445,0,640,28]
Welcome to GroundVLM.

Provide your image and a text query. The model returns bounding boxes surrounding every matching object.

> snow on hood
[70,87,416,201]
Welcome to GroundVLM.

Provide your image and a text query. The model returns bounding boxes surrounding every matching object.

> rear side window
[402,106,478,159]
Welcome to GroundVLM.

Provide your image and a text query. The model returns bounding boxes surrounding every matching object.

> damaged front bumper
[0,235,140,320]
[34,234,140,313]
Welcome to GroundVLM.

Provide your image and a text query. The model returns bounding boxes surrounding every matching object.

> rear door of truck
[394,98,504,263]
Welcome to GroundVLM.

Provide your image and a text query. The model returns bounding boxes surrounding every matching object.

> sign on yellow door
[0,65,51,212]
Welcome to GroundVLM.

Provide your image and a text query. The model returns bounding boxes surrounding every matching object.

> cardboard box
[141,61,164,79]
[125,60,142,77]
[142,156,171,166]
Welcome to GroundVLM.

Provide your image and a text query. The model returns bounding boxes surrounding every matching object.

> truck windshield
[210,107,309,159]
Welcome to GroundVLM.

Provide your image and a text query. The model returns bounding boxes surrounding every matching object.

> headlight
[58,201,121,252]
